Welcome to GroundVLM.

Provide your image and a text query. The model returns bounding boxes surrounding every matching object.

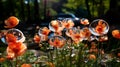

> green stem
[69,49,72,67]
[77,47,82,67]
[15,57,18,67]
[55,48,58,67]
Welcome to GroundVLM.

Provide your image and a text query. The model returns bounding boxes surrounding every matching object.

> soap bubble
[89,19,109,36]
[49,20,64,32]
[2,28,25,44]
[49,36,65,48]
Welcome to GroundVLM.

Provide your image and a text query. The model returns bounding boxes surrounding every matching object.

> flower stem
[15,57,18,67]
[69,49,72,67]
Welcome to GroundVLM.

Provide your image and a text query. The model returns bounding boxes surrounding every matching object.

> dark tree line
[0,0,119,26]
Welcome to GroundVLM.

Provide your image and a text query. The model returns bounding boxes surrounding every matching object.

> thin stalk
[15,57,18,67]
[69,49,72,67]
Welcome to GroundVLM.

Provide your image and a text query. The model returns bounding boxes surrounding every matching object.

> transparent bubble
[49,36,66,48]
[89,19,109,36]
[49,20,64,32]
[66,27,77,37]
[2,28,25,44]
[62,18,74,29]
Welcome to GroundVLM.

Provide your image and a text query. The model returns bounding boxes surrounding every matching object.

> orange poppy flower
[63,19,74,29]
[21,63,32,67]
[51,20,59,31]
[6,42,27,59]
[41,27,50,35]
[71,29,83,44]
[71,33,83,44]
[95,20,106,34]
[80,19,89,25]
[66,29,74,37]
[46,62,55,67]
[4,16,19,28]
[89,54,96,60]
[82,27,91,39]
[49,36,65,48]
[112,30,120,39]
[0,57,5,62]
[33,34,41,43]
[6,33,17,43]
[50,20,64,33]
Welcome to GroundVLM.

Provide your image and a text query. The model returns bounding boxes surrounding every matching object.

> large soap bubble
[89,19,109,36]
[2,28,26,44]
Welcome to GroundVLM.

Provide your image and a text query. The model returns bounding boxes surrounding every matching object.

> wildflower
[21,63,32,67]
[33,34,41,43]
[46,62,55,67]
[4,16,19,28]
[51,20,59,32]
[80,18,89,25]
[50,20,64,33]
[71,33,83,44]
[40,27,50,36]
[6,42,27,59]
[6,33,17,43]
[62,19,74,29]
[89,54,96,60]
[82,27,91,39]
[71,29,83,44]
[112,30,120,39]
[0,57,5,62]
[95,20,106,35]
[66,28,75,37]
[6,29,26,43]
[49,36,65,48]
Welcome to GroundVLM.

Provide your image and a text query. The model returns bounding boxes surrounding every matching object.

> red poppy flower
[6,42,27,59]
[63,19,74,29]
[89,54,96,60]
[80,19,89,25]
[49,36,65,48]
[95,20,106,34]
[6,33,17,43]
[41,27,50,36]
[51,20,59,31]
[33,34,41,43]
[112,30,120,39]
[4,16,19,28]
[21,63,32,67]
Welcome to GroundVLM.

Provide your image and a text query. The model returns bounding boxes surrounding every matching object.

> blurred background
[0,0,120,29]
